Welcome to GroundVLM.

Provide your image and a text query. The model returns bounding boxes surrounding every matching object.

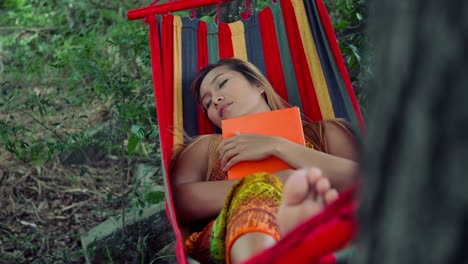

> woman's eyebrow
[210,73,224,85]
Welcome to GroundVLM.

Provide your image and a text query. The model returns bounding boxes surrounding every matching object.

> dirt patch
[0,151,153,263]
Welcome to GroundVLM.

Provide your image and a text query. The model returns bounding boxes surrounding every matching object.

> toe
[282,170,309,206]
[305,168,322,185]
[324,189,339,205]
[315,177,331,194]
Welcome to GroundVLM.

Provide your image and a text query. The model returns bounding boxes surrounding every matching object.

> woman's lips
[219,102,232,118]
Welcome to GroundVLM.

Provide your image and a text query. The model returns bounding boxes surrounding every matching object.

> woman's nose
[213,95,224,106]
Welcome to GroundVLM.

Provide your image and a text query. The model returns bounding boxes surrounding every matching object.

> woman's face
[199,65,271,128]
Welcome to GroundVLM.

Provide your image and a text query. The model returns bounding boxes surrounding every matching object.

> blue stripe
[243,15,267,76]
[181,17,200,137]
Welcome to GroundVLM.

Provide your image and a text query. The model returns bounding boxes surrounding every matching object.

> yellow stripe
[173,16,184,146]
[229,21,247,61]
[291,0,335,119]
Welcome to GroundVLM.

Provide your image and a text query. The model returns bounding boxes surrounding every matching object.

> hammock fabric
[128,0,364,263]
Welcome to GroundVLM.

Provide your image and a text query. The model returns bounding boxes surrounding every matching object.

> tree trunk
[354,1,468,264]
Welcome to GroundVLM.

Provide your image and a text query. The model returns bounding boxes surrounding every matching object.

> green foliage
[144,191,165,205]
[323,0,370,117]
[0,0,160,165]
[1,4,163,260]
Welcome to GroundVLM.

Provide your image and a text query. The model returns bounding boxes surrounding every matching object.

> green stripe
[206,22,219,64]
[335,246,355,264]
[270,2,303,111]
[309,0,360,131]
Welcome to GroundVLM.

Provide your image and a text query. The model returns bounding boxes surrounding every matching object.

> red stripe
[161,15,174,153]
[315,0,365,132]
[147,16,166,160]
[148,15,188,264]
[218,22,234,59]
[277,218,354,263]
[197,21,214,135]
[281,0,322,121]
[259,7,289,102]
[318,254,337,264]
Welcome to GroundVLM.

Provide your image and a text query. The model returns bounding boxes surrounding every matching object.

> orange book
[222,107,305,180]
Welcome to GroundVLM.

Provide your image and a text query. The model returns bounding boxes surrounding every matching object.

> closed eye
[205,99,212,109]
[219,79,228,88]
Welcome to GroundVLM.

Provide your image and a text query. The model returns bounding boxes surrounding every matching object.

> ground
[0,146,164,263]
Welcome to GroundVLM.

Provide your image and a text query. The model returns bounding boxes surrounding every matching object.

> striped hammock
[128,0,363,262]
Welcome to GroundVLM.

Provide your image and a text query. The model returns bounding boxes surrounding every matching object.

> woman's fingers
[220,147,240,168]
[224,154,244,171]
[219,134,275,170]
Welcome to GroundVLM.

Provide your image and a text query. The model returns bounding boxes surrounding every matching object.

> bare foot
[277,168,338,236]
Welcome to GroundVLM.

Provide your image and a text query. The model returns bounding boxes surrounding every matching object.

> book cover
[222,107,305,180]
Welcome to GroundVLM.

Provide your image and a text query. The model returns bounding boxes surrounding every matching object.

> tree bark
[354,0,468,263]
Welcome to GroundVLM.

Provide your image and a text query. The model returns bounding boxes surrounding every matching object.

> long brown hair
[172,58,350,176]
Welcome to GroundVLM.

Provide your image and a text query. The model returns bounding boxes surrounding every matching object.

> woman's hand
[219,133,281,171]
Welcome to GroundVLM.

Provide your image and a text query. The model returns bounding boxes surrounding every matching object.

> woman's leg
[230,168,338,263]
[221,173,283,264]
[230,232,276,264]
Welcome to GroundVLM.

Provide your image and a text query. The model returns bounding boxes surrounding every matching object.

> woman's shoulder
[176,134,224,160]
[170,134,221,183]
[303,118,358,160]
[321,119,360,161]
[177,134,220,158]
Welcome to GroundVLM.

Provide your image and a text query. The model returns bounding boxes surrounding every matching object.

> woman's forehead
[204,65,232,81]
[200,66,232,91]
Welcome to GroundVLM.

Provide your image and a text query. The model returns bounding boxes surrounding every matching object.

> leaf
[348,44,361,62]
[137,143,148,157]
[127,133,140,157]
[143,191,164,205]
[356,12,363,21]
[128,125,146,156]
[335,19,350,30]
[131,125,145,139]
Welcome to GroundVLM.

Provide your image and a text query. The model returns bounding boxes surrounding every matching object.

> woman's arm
[171,135,240,223]
[272,121,360,190]
[171,135,296,223]
[219,121,360,191]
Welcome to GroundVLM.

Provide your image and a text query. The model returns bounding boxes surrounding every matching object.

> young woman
[170,58,360,264]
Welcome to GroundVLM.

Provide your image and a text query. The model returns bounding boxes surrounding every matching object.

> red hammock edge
[128,0,233,20]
